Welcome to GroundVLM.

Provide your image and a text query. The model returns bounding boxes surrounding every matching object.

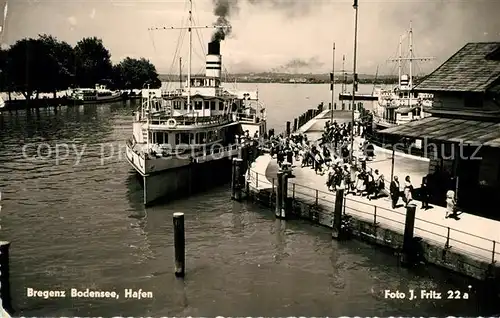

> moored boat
[125,3,266,205]
[68,84,123,104]
[372,22,434,129]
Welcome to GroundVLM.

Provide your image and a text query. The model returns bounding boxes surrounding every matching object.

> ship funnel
[206,41,222,78]
[400,74,409,86]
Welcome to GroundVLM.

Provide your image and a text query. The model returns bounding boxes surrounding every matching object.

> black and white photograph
[1,0,500,316]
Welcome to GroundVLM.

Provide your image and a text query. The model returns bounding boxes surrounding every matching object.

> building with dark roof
[379,42,500,219]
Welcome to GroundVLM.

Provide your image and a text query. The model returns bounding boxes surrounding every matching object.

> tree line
[0,35,162,100]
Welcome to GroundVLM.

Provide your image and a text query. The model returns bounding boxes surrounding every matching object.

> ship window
[219,101,224,111]
[210,101,216,110]
[156,132,164,144]
[194,101,203,110]
[204,101,210,109]
[178,133,189,144]
[190,133,195,144]
[173,100,182,110]
[414,92,418,98]
[184,101,188,110]
[197,132,206,144]
[399,93,403,98]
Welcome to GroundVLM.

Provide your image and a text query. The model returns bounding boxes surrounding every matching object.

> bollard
[173,213,185,277]
[275,171,284,218]
[400,204,417,267]
[334,102,337,110]
[332,189,344,239]
[293,118,298,132]
[233,158,243,201]
[0,241,12,314]
[286,121,291,137]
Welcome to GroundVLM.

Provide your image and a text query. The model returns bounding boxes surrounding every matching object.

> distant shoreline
[159,73,406,85]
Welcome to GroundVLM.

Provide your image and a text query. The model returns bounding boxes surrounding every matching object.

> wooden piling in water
[400,204,417,266]
[233,158,243,201]
[293,118,298,132]
[275,171,284,218]
[286,121,291,137]
[332,189,344,239]
[0,241,12,314]
[173,213,185,277]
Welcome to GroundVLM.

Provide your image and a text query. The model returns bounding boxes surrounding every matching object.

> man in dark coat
[420,176,430,209]
[390,176,401,209]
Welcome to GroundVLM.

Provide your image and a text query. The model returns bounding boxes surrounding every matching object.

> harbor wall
[243,173,500,289]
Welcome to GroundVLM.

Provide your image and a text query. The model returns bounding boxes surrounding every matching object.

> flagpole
[350,0,359,164]
[330,42,335,122]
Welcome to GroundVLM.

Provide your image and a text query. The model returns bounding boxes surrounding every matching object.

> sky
[1,0,500,75]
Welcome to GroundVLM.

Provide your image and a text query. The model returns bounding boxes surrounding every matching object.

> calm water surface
[0,83,496,316]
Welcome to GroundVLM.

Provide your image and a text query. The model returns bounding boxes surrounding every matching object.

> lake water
[0,83,496,316]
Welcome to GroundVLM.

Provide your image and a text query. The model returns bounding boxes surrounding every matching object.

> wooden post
[401,204,417,267]
[293,118,298,132]
[275,171,284,218]
[173,213,185,277]
[0,241,12,313]
[332,189,344,239]
[233,158,243,201]
[286,121,291,137]
[231,158,237,200]
[390,147,395,183]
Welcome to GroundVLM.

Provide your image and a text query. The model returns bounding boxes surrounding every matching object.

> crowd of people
[264,120,389,200]
[260,115,463,218]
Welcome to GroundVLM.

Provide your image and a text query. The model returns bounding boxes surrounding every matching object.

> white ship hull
[126,141,241,205]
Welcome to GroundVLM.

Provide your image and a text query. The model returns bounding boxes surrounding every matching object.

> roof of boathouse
[414,42,500,93]
[379,116,500,148]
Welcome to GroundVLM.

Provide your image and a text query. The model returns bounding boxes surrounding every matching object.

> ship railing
[148,143,240,159]
[161,89,184,97]
[247,168,500,264]
[235,113,257,123]
[149,114,233,127]
[373,116,397,126]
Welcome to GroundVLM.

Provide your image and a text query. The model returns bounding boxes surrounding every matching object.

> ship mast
[187,0,192,113]
[179,57,182,90]
[409,21,413,89]
[408,21,412,107]
[147,0,229,115]
[398,35,402,89]
[341,55,346,94]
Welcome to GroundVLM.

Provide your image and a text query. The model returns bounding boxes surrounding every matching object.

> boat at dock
[125,2,266,205]
[339,92,378,101]
[372,23,434,129]
[68,84,124,104]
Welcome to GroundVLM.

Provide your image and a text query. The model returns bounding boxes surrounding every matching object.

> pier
[238,109,500,289]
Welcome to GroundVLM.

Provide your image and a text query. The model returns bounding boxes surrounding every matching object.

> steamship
[125,37,267,205]
[372,23,434,129]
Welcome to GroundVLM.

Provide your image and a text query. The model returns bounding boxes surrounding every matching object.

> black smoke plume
[211,0,236,42]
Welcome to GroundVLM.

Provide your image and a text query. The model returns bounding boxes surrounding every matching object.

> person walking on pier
[445,190,457,219]
[421,176,430,210]
[390,176,400,209]
[403,175,414,207]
